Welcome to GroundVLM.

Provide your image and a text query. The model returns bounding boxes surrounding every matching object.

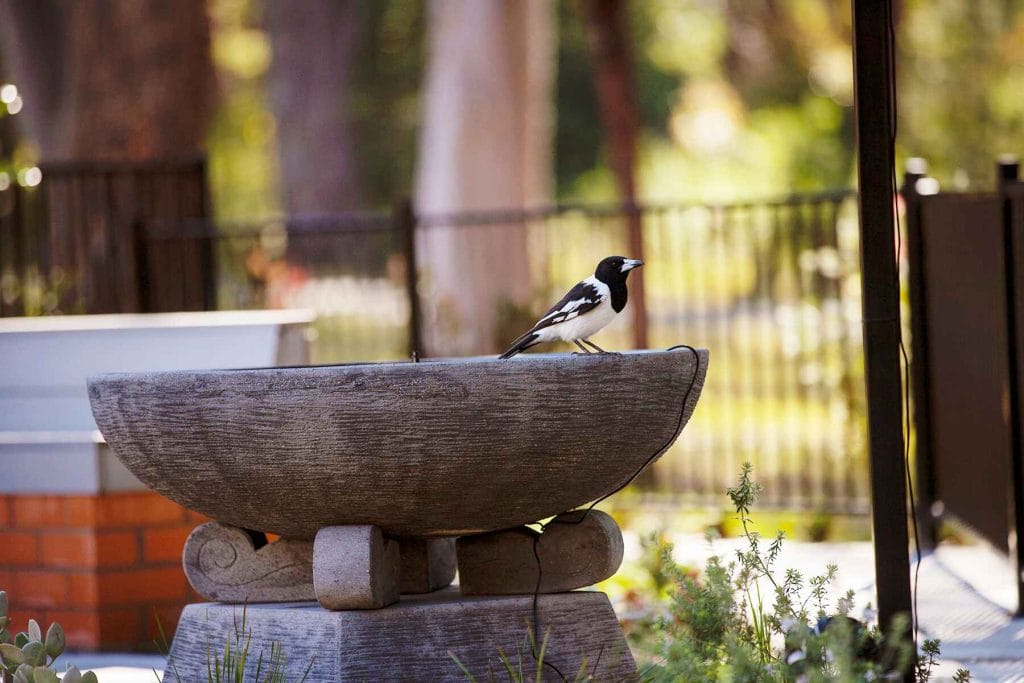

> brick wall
[0,491,204,651]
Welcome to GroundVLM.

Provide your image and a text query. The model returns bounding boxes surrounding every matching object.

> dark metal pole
[851,0,914,632]
[397,199,423,359]
[997,156,1024,617]
[902,160,938,551]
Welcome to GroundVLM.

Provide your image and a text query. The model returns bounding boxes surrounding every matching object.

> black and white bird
[499,255,644,359]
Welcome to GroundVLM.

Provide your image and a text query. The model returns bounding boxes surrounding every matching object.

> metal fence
[0,159,209,317]
[1,169,868,510]
[140,191,870,512]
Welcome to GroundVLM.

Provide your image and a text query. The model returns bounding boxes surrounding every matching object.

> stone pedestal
[166,589,636,682]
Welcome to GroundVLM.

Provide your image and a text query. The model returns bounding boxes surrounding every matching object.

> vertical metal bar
[627,203,649,350]
[903,160,937,550]
[852,0,913,633]
[132,218,152,314]
[196,159,217,311]
[398,200,423,359]
[997,156,1024,617]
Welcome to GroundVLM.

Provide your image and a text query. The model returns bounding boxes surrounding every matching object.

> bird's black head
[594,255,644,284]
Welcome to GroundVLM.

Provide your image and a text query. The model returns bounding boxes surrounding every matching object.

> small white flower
[781,616,797,632]
[787,650,807,665]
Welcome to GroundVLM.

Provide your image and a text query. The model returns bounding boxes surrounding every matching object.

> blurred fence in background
[0,160,210,316]
[1,177,868,512]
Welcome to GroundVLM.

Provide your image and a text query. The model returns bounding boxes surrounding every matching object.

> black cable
[527,344,703,680]
[886,0,921,649]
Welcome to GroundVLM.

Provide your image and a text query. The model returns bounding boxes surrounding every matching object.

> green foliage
[636,464,970,683]
[157,606,313,683]
[0,591,99,683]
[449,626,596,683]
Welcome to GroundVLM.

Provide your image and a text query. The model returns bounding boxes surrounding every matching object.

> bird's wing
[529,279,605,333]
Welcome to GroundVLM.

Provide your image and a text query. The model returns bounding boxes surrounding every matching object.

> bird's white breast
[535,278,616,343]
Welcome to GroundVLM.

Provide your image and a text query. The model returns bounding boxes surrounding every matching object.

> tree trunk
[0,1,214,315]
[0,0,213,161]
[262,0,364,216]
[580,0,647,349]
[415,0,554,357]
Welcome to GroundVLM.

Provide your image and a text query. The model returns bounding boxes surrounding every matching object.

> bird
[499,255,644,359]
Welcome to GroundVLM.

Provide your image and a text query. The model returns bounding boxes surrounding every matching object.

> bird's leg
[573,339,592,354]
[582,339,621,356]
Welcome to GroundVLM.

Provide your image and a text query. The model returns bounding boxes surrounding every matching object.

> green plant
[157,605,313,683]
[638,464,972,682]
[449,626,596,683]
[0,591,99,683]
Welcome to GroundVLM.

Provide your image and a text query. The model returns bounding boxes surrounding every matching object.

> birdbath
[88,349,707,681]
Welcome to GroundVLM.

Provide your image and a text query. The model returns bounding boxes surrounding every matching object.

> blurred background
[1,0,1024,516]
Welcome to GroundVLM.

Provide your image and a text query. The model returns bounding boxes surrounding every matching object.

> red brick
[45,610,99,650]
[95,531,140,567]
[96,493,183,528]
[12,497,64,528]
[0,497,10,527]
[142,527,190,564]
[40,531,96,568]
[147,603,184,647]
[98,568,187,605]
[14,570,69,609]
[98,607,141,648]
[0,569,13,593]
[63,497,98,528]
[68,573,99,607]
[0,531,40,566]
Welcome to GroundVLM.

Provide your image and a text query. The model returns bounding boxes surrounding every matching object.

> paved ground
[55,538,1023,682]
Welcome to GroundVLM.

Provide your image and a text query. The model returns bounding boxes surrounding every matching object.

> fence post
[903,159,938,551]
[851,0,913,640]
[997,154,1024,617]
[396,200,423,359]
[626,202,648,350]
[196,158,217,311]
[132,218,152,313]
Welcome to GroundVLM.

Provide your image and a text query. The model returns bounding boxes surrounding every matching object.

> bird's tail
[499,332,540,359]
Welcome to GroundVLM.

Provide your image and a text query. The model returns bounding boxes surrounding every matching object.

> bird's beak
[621,259,644,273]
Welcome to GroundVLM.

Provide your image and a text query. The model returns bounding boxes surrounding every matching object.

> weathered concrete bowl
[88,349,707,539]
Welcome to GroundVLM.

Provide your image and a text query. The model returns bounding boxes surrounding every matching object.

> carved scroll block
[457,510,624,595]
[183,522,315,603]
[313,525,400,610]
[399,537,457,594]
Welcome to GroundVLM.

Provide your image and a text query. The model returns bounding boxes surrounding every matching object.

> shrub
[0,591,99,683]
[639,463,971,682]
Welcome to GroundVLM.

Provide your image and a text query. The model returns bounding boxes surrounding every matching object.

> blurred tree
[0,0,213,161]
[263,0,364,215]
[349,2,424,207]
[579,0,647,349]
[899,0,1024,188]
[206,0,281,219]
[414,0,554,356]
[259,1,423,217]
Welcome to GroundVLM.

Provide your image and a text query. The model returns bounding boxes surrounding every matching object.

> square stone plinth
[166,589,636,682]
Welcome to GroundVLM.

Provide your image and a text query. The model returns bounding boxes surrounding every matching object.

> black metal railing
[138,191,869,512]
[0,159,209,317]
[1,169,868,511]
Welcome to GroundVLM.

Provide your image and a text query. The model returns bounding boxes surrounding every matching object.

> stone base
[166,589,636,682]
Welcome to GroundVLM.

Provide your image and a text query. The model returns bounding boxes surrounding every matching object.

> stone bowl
[88,349,708,539]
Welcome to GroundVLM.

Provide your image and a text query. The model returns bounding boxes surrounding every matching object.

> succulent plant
[0,592,99,683]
